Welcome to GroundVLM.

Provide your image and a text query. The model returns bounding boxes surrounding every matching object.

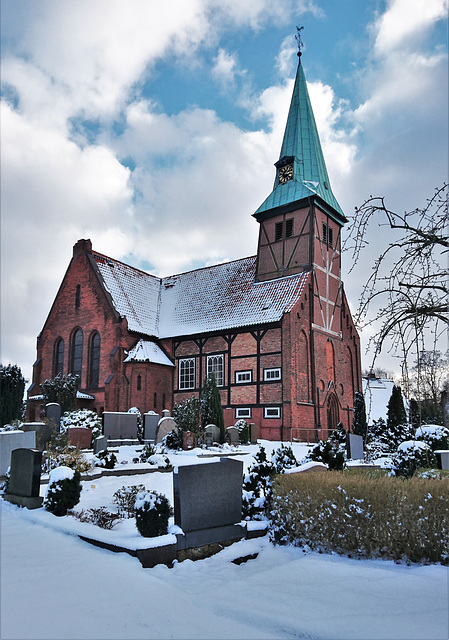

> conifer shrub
[95,450,117,469]
[415,425,449,453]
[271,444,298,473]
[162,429,183,451]
[269,471,449,564]
[135,491,172,537]
[235,419,250,444]
[242,446,275,520]
[393,441,436,478]
[139,443,156,462]
[112,484,146,517]
[307,441,345,470]
[60,409,102,445]
[69,507,122,529]
[44,466,82,516]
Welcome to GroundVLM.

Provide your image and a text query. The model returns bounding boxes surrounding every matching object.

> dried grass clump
[270,471,449,564]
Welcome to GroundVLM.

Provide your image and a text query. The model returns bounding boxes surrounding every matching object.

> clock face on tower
[278,163,294,184]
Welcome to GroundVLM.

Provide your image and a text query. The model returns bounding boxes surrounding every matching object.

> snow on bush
[44,466,81,516]
[135,490,172,538]
[393,440,436,478]
[415,425,449,452]
[234,419,249,444]
[60,409,102,443]
[271,444,298,474]
[242,446,275,520]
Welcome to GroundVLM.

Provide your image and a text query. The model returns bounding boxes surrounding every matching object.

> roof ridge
[162,255,257,280]
[93,251,161,281]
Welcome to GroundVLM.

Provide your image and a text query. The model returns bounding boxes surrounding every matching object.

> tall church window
[71,329,83,379]
[207,354,224,387]
[179,358,195,390]
[54,338,64,376]
[75,285,81,308]
[88,332,100,388]
[137,375,142,391]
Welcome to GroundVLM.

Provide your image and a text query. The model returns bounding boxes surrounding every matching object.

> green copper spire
[254,50,346,221]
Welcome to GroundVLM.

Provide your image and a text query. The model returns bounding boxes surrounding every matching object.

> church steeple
[254,42,346,222]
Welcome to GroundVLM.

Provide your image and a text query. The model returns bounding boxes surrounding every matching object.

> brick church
[27,49,362,442]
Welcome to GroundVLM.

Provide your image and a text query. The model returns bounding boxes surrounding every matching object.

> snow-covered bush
[112,484,146,517]
[415,425,449,452]
[242,446,275,520]
[172,397,201,437]
[393,440,436,478]
[44,466,82,516]
[271,444,298,474]
[139,443,156,461]
[307,441,345,470]
[60,409,102,445]
[69,507,122,529]
[135,491,172,537]
[161,430,183,451]
[234,419,249,444]
[43,446,93,474]
[95,450,117,469]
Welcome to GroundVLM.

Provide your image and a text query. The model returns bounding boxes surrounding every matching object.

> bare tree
[344,183,448,396]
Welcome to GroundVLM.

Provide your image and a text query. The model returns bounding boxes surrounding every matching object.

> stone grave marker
[22,422,53,451]
[0,430,36,476]
[225,426,239,445]
[174,458,244,548]
[68,427,92,449]
[143,412,160,441]
[183,431,195,450]
[204,424,220,444]
[103,412,138,440]
[155,414,178,444]
[435,450,449,470]
[249,422,258,444]
[4,448,44,509]
[204,431,214,447]
[45,402,61,428]
[93,435,108,455]
[346,433,364,460]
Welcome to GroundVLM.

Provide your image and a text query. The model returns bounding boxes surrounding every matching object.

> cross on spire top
[295,26,304,57]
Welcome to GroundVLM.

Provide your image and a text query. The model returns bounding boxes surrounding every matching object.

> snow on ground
[1,440,448,640]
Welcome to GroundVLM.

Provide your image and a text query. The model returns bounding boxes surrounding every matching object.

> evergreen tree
[200,374,224,442]
[386,385,408,445]
[0,364,25,427]
[242,446,275,519]
[40,373,80,414]
[172,397,201,436]
[352,391,368,440]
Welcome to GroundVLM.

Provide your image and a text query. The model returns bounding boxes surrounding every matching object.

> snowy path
[1,500,448,640]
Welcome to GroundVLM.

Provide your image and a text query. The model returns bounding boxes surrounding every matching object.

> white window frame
[179,358,195,390]
[235,370,252,384]
[235,407,252,419]
[207,354,224,387]
[264,407,281,419]
[264,367,281,381]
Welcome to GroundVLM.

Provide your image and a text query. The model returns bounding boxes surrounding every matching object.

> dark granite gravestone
[183,431,195,450]
[93,435,108,455]
[249,423,258,444]
[143,412,160,441]
[45,402,61,428]
[346,433,364,460]
[67,427,92,449]
[4,448,43,509]
[103,412,138,440]
[174,458,244,548]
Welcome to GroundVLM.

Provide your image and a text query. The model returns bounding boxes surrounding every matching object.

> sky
[1,0,448,386]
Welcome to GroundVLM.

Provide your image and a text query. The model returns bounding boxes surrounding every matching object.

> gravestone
[174,458,244,548]
[103,412,138,440]
[204,431,214,447]
[93,435,108,455]
[249,423,258,444]
[45,402,61,428]
[0,430,36,476]
[346,434,364,460]
[183,431,195,450]
[225,426,239,445]
[435,450,449,470]
[22,422,53,451]
[204,424,220,444]
[4,448,44,509]
[155,415,178,444]
[67,427,92,449]
[143,412,160,441]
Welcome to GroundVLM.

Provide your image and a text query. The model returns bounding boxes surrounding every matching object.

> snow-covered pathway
[1,500,448,640]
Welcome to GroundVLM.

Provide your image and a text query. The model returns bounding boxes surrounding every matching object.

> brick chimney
[73,239,92,257]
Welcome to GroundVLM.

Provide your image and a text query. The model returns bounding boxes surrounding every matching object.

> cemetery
[1,399,448,569]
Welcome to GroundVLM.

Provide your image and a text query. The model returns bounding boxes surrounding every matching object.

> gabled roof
[124,340,174,366]
[254,55,346,222]
[93,251,309,339]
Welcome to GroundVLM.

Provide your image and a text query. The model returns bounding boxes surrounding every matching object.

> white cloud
[212,49,239,88]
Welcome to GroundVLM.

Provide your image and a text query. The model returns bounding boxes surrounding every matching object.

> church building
[27,48,362,442]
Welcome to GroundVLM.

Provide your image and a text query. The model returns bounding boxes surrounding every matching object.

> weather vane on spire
[295,25,304,57]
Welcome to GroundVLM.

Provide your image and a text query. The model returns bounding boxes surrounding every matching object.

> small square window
[235,370,252,384]
[264,367,281,381]
[264,407,281,419]
[236,408,251,419]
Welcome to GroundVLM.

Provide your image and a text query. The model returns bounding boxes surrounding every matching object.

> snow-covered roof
[93,252,309,339]
[124,340,174,367]
[362,377,409,425]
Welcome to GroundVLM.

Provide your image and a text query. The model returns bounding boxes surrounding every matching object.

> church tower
[253,41,347,337]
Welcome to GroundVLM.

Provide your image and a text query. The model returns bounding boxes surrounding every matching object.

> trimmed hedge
[269,470,449,564]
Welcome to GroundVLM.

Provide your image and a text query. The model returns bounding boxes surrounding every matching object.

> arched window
[71,329,83,379]
[137,374,142,391]
[154,392,157,408]
[89,332,100,389]
[54,338,64,376]
[326,340,335,383]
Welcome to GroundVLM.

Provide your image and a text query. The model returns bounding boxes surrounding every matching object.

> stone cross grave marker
[4,448,44,509]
